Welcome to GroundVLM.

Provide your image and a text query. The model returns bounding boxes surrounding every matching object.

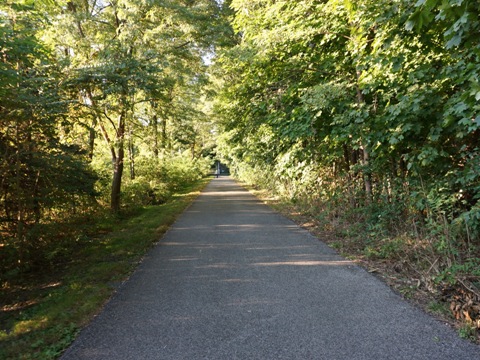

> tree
[0,0,97,267]
[215,0,480,241]
[48,0,226,212]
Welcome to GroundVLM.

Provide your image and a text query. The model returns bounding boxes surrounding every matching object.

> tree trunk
[15,120,25,244]
[111,150,124,213]
[161,117,167,151]
[191,140,196,159]
[128,129,135,180]
[355,70,372,204]
[88,118,96,160]
[343,144,350,172]
[85,89,100,161]
[111,110,126,213]
[152,113,159,158]
[111,145,124,213]
[363,145,372,203]
[14,58,26,248]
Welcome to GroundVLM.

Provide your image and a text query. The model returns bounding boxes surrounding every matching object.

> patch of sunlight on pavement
[251,260,354,266]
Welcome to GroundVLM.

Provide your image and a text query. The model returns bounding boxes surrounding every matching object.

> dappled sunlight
[188,258,354,271]
[162,242,199,246]
[173,249,354,272]
[143,177,361,340]
[215,224,299,230]
[163,242,253,249]
[289,253,321,258]
[182,275,217,280]
[9,316,49,337]
[251,260,354,267]
[215,224,267,229]
[170,224,304,234]
[0,280,63,317]
[245,245,314,251]
[1,299,39,313]
[168,257,199,262]
[190,202,270,211]
[200,190,251,197]
[197,263,237,269]
[172,190,202,198]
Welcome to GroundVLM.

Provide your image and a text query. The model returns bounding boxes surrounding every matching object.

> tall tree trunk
[161,117,167,151]
[362,144,372,202]
[85,89,100,161]
[152,113,159,158]
[355,70,372,204]
[88,117,96,160]
[346,3,373,204]
[150,101,159,157]
[13,58,26,251]
[191,139,196,159]
[128,128,135,180]
[111,150,124,213]
[15,120,25,245]
[111,112,125,213]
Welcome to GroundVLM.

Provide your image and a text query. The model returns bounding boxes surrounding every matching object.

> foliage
[214,0,480,306]
[1,0,229,278]
[0,1,99,272]
[45,0,225,212]
[121,154,213,208]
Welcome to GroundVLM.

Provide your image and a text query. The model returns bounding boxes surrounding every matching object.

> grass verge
[0,178,210,360]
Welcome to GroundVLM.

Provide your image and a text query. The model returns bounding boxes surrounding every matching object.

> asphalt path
[62,177,480,359]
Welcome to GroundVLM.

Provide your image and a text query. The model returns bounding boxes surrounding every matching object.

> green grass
[459,323,478,341]
[427,301,450,317]
[0,178,210,360]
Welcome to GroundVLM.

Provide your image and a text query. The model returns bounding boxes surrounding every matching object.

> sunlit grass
[12,317,49,336]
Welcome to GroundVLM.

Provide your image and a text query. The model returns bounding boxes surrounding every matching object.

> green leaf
[452,101,468,115]
[405,20,415,31]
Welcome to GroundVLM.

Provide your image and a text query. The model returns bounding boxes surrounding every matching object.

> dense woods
[1,0,229,273]
[1,0,480,351]
[215,1,479,265]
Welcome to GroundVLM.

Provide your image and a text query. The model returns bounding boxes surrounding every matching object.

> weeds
[459,323,478,342]
[427,301,450,316]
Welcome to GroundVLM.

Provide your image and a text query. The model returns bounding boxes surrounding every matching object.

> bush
[121,154,212,208]
[122,178,171,207]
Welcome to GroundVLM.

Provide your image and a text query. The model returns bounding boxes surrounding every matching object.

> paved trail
[62,177,480,359]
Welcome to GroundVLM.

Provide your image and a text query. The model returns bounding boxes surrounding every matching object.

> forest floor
[246,186,480,344]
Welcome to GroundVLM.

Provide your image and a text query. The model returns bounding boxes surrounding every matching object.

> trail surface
[62,177,480,359]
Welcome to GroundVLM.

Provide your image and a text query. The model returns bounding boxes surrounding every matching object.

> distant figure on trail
[215,169,219,178]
